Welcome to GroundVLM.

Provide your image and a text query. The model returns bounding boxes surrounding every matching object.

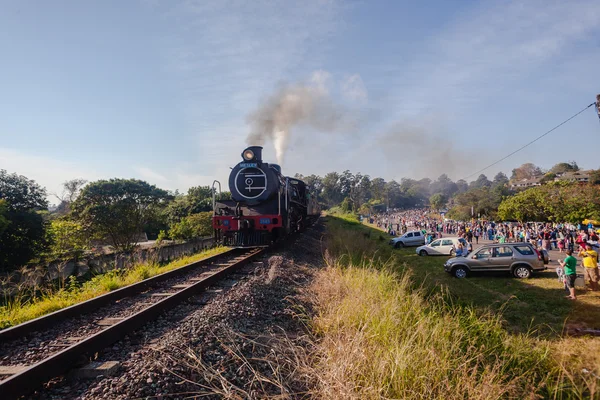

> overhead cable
[461,102,597,181]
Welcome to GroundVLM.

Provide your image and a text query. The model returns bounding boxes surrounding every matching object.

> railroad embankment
[306,212,599,399]
[2,237,214,294]
[0,245,228,329]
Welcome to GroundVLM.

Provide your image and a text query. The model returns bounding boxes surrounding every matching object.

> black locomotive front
[212,146,307,247]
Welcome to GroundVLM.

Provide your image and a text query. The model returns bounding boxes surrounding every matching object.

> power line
[461,102,596,181]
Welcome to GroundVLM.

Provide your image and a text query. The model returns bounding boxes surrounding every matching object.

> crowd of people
[368,208,600,300]
[371,208,599,251]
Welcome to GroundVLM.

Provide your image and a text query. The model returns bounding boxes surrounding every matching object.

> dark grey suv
[444,243,548,279]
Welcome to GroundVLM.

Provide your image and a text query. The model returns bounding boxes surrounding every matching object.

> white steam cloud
[246,71,353,164]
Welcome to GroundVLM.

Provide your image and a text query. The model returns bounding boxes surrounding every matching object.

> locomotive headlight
[243,149,254,161]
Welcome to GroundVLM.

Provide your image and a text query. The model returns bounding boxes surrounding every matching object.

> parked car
[389,230,426,248]
[415,237,467,256]
[444,243,548,279]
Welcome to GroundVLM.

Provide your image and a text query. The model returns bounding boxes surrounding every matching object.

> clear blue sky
[1,0,599,200]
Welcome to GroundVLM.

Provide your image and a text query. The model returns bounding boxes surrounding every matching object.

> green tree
[497,182,600,223]
[0,169,48,210]
[0,200,9,236]
[321,172,343,207]
[497,189,547,222]
[455,179,469,194]
[370,178,386,203]
[384,180,402,208]
[549,161,579,174]
[187,186,213,213]
[429,193,446,211]
[448,187,500,220]
[340,197,352,213]
[0,171,49,270]
[492,172,509,188]
[169,212,212,241]
[469,174,492,189]
[72,179,170,251]
[431,174,457,198]
[46,219,89,257]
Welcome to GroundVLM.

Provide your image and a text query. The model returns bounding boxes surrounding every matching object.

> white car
[415,237,467,256]
[389,230,426,248]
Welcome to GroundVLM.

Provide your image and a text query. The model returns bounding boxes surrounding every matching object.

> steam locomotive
[212,146,319,247]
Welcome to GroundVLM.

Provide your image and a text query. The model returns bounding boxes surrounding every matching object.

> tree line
[1,160,598,272]
[0,170,228,272]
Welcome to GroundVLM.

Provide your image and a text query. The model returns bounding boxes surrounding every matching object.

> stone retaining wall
[3,237,215,293]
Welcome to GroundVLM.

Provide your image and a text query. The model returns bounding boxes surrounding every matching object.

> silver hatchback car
[444,243,548,279]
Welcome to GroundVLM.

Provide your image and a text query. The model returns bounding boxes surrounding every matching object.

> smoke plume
[377,119,477,179]
[246,73,348,164]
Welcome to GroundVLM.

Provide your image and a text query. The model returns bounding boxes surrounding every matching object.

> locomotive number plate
[259,218,271,224]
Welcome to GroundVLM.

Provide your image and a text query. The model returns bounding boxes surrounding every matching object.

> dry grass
[157,328,315,399]
[307,264,555,399]
[304,213,600,399]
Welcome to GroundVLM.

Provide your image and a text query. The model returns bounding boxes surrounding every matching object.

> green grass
[0,246,229,329]
[311,212,600,399]
[332,213,600,336]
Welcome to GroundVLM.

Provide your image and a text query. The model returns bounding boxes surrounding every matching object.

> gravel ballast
[27,221,324,399]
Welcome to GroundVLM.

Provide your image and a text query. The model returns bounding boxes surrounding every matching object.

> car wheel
[419,250,428,256]
[513,265,531,279]
[395,242,404,249]
[453,266,468,279]
[449,249,455,256]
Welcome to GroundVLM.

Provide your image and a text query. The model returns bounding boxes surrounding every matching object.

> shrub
[46,219,89,257]
[169,212,212,241]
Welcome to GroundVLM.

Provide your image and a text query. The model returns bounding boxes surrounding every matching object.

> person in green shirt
[559,249,577,300]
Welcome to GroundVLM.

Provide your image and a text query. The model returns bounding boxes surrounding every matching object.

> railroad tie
[75,361,120,379]
[96,317,124,326]
[171,284,193,289]
[0,365,27,376]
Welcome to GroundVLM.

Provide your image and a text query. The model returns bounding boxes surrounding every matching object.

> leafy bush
[46,219,89,257]
[169,212,212,241]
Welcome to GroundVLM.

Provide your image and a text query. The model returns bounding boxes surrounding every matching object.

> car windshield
[430,240,441,246]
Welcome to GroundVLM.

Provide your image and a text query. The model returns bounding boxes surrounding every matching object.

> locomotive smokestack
[241,146,263,162]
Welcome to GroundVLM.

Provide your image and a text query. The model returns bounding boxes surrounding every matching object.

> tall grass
[310,264,558,399]
[307,215,598,399]
[0,246,228,329]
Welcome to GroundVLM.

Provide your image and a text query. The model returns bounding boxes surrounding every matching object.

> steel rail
[0,248,239,343]
[0,248,264,399]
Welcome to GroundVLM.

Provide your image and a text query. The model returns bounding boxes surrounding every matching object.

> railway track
[0,247,264,399]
